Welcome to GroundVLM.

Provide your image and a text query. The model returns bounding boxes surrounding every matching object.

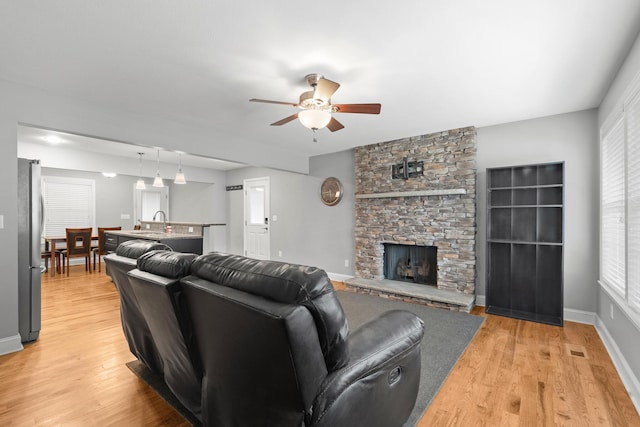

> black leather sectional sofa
[106,245,425,427]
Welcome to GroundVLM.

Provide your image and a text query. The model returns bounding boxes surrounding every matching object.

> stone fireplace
[346,127,477,312]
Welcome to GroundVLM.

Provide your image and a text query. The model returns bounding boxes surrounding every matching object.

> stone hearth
[345,277,475,312]
[352,127,477,312]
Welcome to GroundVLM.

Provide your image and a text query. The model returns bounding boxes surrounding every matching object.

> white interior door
[244,177,270,260]
[134,185,169,225]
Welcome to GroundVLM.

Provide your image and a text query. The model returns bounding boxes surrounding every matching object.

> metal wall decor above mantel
[355,189,467,199]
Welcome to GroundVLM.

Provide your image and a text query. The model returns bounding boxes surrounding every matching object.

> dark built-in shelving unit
[486,162,564,326]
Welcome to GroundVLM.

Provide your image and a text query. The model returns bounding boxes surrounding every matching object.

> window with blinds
[42,176,96,237]
[600,86,640,317]
[601,116,626,297]
[628,92,640,313]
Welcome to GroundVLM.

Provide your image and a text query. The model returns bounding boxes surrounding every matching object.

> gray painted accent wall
[476,110,599,313]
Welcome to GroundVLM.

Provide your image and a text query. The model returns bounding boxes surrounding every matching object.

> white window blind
[42,176,95,237]
[627,92,640,313]
[601,116,626,297]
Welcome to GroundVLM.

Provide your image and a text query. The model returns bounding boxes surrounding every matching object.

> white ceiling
[3,1,640,170]
[16,125,245,171]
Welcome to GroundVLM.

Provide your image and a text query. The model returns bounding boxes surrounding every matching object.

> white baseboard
[564,308,597,325]
[0,334,23,356]
[595,315,640,415]
[475,295,486,306]
[327,272,354,283]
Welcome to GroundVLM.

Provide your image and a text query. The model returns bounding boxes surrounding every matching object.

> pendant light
[174,153,186,184]
[135,152,146,190]
[153,149,164,187]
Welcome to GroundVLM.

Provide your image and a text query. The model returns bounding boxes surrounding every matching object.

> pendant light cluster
[135,149,187,188]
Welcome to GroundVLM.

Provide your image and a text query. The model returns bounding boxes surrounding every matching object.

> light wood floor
[0,268,637,426]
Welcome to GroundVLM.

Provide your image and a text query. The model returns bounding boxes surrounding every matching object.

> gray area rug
[336,290,484,426]
[127,290,484,427]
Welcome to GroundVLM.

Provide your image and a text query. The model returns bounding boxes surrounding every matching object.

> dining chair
[41,247,61,274]
[93,226,122,272]
[61,227,93,276]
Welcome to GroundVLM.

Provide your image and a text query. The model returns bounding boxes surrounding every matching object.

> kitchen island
[105,230,203,254]
[139,221,226,253]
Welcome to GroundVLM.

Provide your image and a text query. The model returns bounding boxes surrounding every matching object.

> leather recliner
[172,252,426,427]
[104,240,172,373]
[127,250,202,420]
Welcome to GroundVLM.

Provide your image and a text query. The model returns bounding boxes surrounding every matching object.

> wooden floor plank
[418,307,640,426]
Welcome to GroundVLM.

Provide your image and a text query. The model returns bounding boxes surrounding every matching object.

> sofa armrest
[309,310,424,427]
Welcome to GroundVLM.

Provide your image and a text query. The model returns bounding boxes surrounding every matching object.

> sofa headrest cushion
[115,240,172,259]
[137,250,197,279]
[189,252,350,370]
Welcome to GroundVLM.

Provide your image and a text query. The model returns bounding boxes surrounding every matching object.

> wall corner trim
[595,315,640,415]
[0,334,24,356]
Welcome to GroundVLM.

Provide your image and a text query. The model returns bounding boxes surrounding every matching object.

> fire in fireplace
[383,243,437,285]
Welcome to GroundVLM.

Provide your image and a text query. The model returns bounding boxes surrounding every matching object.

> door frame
[133,184,169,226]
[243,176,270,259]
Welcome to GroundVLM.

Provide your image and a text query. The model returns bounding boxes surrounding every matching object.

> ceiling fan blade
[270,113,299,126]
[314,78,340,102]
[250,98,298,107]
[326,117,345,132]
[333,103,381,114]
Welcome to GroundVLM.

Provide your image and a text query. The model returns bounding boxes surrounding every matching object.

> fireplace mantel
[355,188,466,199]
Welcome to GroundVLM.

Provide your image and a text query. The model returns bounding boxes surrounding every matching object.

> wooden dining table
[44,235,99,277]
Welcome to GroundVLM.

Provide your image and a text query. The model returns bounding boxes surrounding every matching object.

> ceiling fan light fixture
[298,109,331,130]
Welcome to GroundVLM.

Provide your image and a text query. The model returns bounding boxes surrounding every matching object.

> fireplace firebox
[383,243,437,285]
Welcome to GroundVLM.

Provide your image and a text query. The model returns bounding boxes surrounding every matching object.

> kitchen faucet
[152,210,168,231]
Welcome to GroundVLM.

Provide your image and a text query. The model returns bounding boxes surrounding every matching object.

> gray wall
[169,180,226,224]
[225,149,355,277]
[40,168,226,229]
[476,110,600,313]
[42,168,138,229]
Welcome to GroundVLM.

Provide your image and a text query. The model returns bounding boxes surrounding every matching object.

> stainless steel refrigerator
[17,158,42,343]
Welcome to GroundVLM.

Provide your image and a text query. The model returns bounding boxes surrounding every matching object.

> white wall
[476,109,600,313]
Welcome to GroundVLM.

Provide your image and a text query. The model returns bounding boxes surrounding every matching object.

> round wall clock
[320,177,343,206]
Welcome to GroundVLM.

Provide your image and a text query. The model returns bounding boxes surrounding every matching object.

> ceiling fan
[249,74,381,135]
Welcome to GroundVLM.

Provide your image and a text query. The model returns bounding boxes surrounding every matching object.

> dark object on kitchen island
[105,230,203,254]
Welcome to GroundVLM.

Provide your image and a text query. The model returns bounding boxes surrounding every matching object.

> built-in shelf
[355,189,466,199]
[486,162,564,326]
